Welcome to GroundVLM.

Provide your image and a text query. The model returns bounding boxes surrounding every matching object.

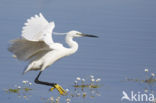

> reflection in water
[4,75,102,103]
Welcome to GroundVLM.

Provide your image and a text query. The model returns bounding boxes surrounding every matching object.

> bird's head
[67,30,98,38]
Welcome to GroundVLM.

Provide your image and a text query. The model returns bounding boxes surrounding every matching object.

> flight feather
[22,13,55,44]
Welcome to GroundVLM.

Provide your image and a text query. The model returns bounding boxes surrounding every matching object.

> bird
[8,13,98,95]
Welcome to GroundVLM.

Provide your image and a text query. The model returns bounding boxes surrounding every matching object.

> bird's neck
[65,35,78,54]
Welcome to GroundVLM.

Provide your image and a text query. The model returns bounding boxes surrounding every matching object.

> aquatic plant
[4,80,32,100]
[4,75,102,103]
[125,68,156,103]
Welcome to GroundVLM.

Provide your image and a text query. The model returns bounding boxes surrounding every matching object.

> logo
[121,91,155,102]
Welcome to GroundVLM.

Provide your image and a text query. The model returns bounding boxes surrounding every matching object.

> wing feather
[22,13,55,45]
[27,50,50,62]
[8,13,56,62]
[8,38,51,61]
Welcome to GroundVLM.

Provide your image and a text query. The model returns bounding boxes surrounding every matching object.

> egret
[8,13,98,95]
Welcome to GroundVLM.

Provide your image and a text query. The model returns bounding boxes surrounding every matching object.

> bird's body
[25,37,78,72]
[8,13,97,95]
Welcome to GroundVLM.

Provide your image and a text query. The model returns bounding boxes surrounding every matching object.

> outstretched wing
[8,13,58,61]
[8,38,51,61]
[22,13,55,45]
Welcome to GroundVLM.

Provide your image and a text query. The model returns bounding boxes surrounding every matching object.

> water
[0,0,156,103]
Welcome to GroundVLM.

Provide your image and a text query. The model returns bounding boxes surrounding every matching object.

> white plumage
[22,13,54,44]
[8,13,97,74]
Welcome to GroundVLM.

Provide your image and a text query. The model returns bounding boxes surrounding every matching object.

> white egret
[8,13,98,95]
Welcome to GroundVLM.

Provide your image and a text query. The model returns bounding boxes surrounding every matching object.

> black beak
[81,34,98,38]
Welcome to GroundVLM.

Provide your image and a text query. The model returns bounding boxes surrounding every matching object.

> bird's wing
[8,38,51,61]
[22,13,55,45]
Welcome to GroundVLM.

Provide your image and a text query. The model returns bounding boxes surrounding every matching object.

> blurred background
[0,0,156,103]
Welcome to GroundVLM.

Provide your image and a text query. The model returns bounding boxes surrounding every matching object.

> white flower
[29,82,32,85]
[49,96,54,101]
[76,77,81,81]
[22,80,28,84]
[144,69,149,72]
[55,96,60,102]
[82,78,85,82]
[12,55,16,58]
[65,89,69,92]
[151,73,155,77]
[91,78,95,82]
[96,78,101,82]
[90,75,94,79]
[26,80,29,83]
[74,80,78,84]
[66,98,71,102]
[22,80,27,84]
[17,86,21,89]
[144,89,148,93]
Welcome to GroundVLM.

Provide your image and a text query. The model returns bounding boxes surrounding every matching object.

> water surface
[0,0,156,103]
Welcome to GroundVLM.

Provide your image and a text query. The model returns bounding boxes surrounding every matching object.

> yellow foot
[50,84,67,95]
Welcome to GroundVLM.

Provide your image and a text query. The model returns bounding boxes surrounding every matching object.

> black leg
[34,71,56,87]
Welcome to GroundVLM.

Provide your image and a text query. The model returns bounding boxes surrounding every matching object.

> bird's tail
[23,64,31,74]
[23,62,43,74]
